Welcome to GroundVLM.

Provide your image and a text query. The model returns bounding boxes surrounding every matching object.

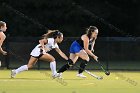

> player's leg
[11,56,38,78]
[57,41,82,78]
[76,50,89,78]
[76,50,89,61]
[57,53,78,73]
[56,53,78,78]
[39,53,57,76]
[70,53,79,64]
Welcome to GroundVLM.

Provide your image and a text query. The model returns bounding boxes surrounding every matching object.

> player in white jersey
[11,30,68,78]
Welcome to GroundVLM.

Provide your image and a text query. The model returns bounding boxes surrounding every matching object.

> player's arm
[0,32,7,55]
[90,39,96,52]
[82,35,98,61]
[39,38,51,53]
[55,48,68,60]
[39,38,47,49]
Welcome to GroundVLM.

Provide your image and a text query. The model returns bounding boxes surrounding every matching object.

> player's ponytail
[43,30,62,39]
[86,26,98,38]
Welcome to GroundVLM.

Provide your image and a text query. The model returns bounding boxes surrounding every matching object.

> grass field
[0,70,139,93]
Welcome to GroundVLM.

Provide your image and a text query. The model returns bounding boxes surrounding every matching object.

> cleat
[57,73,63,79]
[52,73,62,79]
[11,70,16,78]
[77,73,87,78]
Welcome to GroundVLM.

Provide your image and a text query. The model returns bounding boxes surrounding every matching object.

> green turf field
[0,70,139,93]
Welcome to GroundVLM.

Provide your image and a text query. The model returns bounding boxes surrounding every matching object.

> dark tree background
[0,0,140,37]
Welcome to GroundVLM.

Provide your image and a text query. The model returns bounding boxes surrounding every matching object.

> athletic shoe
[57,73,63,79]
[52,73,60,78]
[77,73,87,78]
[11,70,16,78]
[52,73,63,79]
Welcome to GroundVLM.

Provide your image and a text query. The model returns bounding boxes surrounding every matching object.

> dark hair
[43,30,63,39]
[86,26,98,38]
[0,21,6,28]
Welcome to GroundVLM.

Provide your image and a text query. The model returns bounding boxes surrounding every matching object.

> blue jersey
[69,37,94,53]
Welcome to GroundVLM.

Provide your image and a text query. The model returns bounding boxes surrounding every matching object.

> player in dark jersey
[57,26,98,78]
[0,21,7,55]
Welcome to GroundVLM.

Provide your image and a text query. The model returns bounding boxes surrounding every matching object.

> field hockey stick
[84,70,103,80]
[95,60,110,76]
[91,49,110,76]
[74,64,103,80]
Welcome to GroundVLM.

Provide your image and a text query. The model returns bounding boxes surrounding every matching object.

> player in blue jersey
[57,26,98,78]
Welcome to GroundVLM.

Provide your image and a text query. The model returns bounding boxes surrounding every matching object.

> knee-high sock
[50,61,57,75]
[57,64,70,73]
[15,65,28,74]
[78,61,88,74]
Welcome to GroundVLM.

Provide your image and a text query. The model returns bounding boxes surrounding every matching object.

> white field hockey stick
[74,65,103,80]
[84,70,103,80]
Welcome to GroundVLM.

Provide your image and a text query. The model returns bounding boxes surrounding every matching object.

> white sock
[15,65,28,74]
[50,61,57,76]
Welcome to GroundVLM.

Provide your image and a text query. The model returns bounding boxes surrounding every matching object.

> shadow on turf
[40,71,68,86]
[0,78,47,80]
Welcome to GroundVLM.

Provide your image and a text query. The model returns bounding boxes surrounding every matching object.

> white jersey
[44,38,59,51]
[30,38,59,57]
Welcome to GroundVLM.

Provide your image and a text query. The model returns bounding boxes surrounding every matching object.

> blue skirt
[69,41,83,53]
